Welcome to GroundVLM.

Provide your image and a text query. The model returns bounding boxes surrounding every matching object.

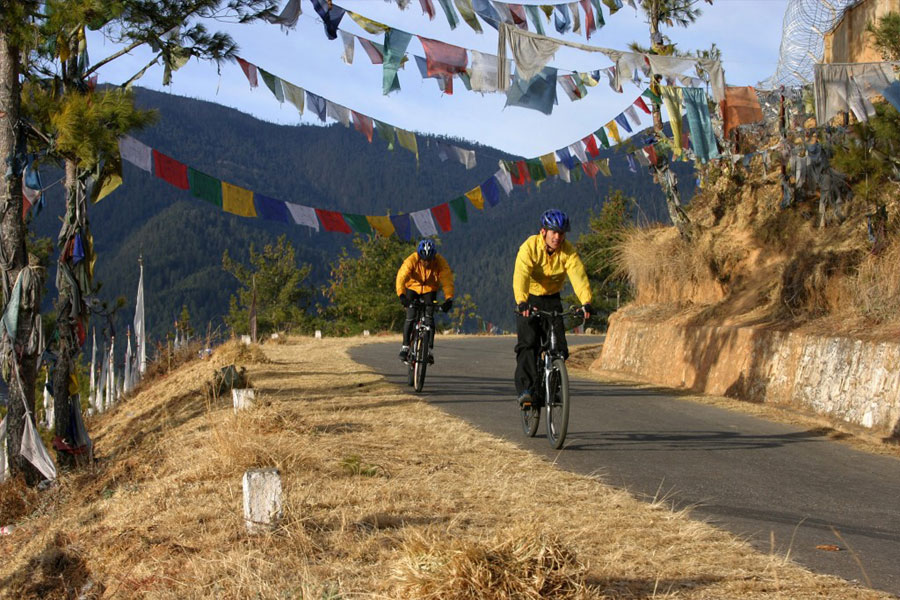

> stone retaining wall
[591,311,900,438]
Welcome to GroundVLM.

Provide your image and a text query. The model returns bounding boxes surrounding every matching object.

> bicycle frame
[531,309,579,403]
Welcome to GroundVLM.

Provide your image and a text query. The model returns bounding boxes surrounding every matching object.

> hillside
[31,86,687,344]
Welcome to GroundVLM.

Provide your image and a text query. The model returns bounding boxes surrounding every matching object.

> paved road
[351,336,900,597]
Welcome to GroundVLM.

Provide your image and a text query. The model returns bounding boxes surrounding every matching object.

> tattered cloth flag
[431,203,453,231]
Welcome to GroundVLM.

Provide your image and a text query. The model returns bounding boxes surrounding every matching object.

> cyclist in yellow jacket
[513,209,593,408]
[396,239,455,363]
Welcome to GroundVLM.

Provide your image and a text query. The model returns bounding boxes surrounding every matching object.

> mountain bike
[519,307,584,449]
[405,299,442,393]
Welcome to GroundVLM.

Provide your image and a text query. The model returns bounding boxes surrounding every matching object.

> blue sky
[86,0,787,157]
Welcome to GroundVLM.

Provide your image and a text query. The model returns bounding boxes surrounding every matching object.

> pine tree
[1,0,277,481]
[223,235,314,336]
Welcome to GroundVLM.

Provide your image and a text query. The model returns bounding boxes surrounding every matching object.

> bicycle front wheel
[545,358,570,449]
[521,403,540,437]
[413,333,427,392]
[406,332,416,386]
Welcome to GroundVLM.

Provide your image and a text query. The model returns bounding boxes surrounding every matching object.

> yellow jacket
[513,234,592,305]
[396,252,455,298]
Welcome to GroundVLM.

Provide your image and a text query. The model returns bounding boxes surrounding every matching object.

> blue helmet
[417,239,437,260]
[541,209,570,233]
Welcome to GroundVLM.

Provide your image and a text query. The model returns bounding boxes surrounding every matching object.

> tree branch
[84,39,145,77]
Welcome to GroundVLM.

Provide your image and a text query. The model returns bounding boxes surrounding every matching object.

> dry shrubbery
[617,154,900,335]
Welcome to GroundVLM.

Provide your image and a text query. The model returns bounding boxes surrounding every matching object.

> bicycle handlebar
[513,307,585,319]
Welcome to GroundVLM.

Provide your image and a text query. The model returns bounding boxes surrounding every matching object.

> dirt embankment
[0,336,889,599]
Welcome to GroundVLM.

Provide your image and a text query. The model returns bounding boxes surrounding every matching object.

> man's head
[417,239,437,262]
[539,209,569,252]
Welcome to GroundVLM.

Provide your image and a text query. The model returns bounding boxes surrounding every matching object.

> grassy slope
[0,337,888,599]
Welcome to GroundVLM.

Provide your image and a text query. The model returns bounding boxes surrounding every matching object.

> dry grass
[616,154,900,337]
[0,336,889,599]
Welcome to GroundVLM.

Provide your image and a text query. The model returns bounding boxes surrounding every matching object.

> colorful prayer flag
[188,168,222,207]
[152,150,189,190]
[316,208,352,233]
[366,215,395,237]
[431,203,452,231]
[254,194,291,223]
[222,182,256,218]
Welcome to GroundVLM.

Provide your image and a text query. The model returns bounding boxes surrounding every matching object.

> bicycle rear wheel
[413,332,427,392]
[545,358,570,449]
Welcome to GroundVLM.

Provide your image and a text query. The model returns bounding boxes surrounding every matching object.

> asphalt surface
[350,335,900,597]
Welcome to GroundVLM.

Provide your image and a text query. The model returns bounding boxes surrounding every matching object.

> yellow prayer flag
[396,128,418,161]
[540,153,559,177]
[366,215,395,237]
[222,182,257,218]
[660,86,684,158]
[465,187,484,210]
[597,158,611,177]
[606,121,621,144]
[348,11,390,33]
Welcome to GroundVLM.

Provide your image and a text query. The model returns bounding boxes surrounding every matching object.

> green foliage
[565,190,634,330]
[867,12,900,61]
[324,235,416,335]
[446,293,479,332]
[177,304,194,338]
[222,235,314,336]
[831,102,900,201]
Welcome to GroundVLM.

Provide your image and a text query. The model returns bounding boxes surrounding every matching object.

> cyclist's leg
[422,291,438,349]
[514,295,541,398]
[402,290,419,346]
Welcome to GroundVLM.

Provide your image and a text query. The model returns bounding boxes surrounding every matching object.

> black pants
[403,290,437,349]
[515,293,567,395]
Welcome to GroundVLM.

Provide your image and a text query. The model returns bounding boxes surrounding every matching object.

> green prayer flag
[571,164,583,182]
[188,168,222,207]
[449,196,468,223]
[436,0,459,29]
[591,0,605,26]
[343,213,373,235]
[375,120,396,150]
[595,127,610,148]
[259,69,285,103]
[526,158,547,183]
[383,29,411,96]
[643,88,662,105]
[525,5,545,35]
[454,0,483,33]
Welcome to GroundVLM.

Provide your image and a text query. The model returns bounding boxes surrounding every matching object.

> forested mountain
[31,86,692,346]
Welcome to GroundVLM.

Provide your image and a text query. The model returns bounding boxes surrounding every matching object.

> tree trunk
[52,160,80,470]
[0,30,43,485]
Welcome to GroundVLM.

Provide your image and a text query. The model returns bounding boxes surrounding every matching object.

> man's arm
[565,251,592,306]
[395,255,413,297]
[512,241,533,305]
[437,255,455,298]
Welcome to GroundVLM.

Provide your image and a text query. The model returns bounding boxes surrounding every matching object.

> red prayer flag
[508,4,528,29]
[352,111,374,143]
[582,135,600,159]
[635,96,651,114]
[315,209,352,233]
[152,150,189,190]
[357,38,384,65]
[645,145,658,166]
[418,36,468,76]
[582,160,600,179]
[579,0,596,40]
[419,0,435,19]
[431,203,452,232]
[511,160,530,185]
[236,57,258,88]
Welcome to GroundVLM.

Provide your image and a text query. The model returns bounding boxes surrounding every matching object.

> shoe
[517,391,533,409]
[427,352,434,365]
[398,346,409,361]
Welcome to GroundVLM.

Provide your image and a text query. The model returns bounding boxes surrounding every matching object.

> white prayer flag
[411,209,438,237]
[340,31,355,64]
[20,415,56,481]
[494,167,513,195]
[0,417,8,483]
[326,101,351,127]
[124,331,133,394]
[286,203,320,231]
[569,141,588,164]
[134,261,146,375]
[118,135,152,172]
